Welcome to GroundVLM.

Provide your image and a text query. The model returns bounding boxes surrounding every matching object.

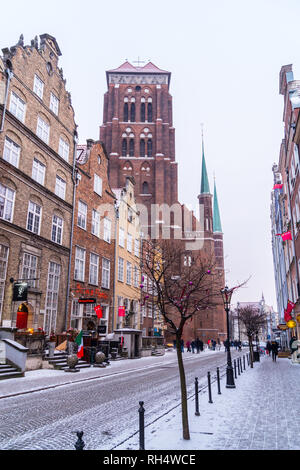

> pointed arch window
[142,181,149,194]
[147,102,152,122]
[129,139,134,157]
[140,139,145,158]
[141,102,145,122]
[147,139,152,157]
[122,138,127,157]
[130,103,135,122]
[124,102,129,122]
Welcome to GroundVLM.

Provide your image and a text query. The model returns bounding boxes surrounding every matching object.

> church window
[129,139,134,157]
[147,139,152,157]
[135,86,141,92]
[142,181,149,194]
[124,102,128,122]
[130,103,135,122]
[140,139,145,158]
[122,139,127,157]
[147,102,152,122]
[141,102,145,122]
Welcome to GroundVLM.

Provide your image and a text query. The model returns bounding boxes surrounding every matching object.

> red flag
[284,309,292,322]
[286,300,296,315]
[273,184,283,190]
[94,305,103,319]
[276,231,292,241]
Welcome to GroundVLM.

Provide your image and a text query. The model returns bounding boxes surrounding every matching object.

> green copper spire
[200,135,210,194]
[213,180,222,233]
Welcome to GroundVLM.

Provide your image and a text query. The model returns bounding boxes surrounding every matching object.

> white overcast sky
[2,0,300,309]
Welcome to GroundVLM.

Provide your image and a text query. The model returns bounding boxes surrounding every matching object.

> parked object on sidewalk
[65,354,80,373]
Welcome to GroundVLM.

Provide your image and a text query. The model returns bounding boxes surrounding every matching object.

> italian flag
[75,330,84,359]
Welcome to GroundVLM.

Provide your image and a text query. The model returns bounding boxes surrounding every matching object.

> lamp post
[220,286,236,388]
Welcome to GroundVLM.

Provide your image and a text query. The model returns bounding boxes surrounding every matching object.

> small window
[126,261,132,285]
[142,181,149,194]
[147,102,152,122]
[122,138,127,157]
[27,201,42,234]
[140,139,145,158]
[103,217,111,243]
[124,102,129,122]
[75,247,86,281]
[9,91,26,122]
[102,258,111,289]
[94,174,102,196]
[32,158,45,185]
[33,74,44,99]
[119,227,125,247]
[50,93,59,115]
[135,86,141,92]
[0,183,15,222]
[58,137,69,161]
[51,215,63,244]
[55,175,66,200]
[36,117,50,144]
[92,209,100,237]
[89,253,99,285]
[130,103,135,122]
[141,102,145,122]
[147,139,152,157]
[118,257,124,282]
[78,200,87,229]
[3,136,20,168]
[129,139,134,157]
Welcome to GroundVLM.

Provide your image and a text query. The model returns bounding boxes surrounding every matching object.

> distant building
[0,34,77,334]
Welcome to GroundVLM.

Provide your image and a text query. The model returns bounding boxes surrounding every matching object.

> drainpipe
[0,66,14,133]
[112,201,119,333]
[64,129,78,331]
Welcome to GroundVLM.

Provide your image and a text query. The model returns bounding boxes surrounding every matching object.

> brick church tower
[99,61,178,230]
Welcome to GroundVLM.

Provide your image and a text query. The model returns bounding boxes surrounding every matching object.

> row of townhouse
[0,34,161,343]
[271,64,300,342]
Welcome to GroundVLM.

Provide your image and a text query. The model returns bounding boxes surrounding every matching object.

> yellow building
[112,177,141,331]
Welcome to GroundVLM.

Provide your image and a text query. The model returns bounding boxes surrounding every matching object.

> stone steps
[45,352,91,370]
[0,363,23,380]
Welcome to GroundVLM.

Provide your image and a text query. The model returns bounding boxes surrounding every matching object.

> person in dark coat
[191,340,195,353]
[271,341,279,362]
[266,341,272,356]
[195,338,200,353]
[199,340,204,352]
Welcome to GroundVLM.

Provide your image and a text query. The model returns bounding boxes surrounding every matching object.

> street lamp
[220,286,236,388]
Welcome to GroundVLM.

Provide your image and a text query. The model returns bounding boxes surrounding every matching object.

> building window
[55,175,66,200]
[140,139,145,158]
[129,139,134,157]
[122,138,127,156]
[78,200,87,229]
[119,227,125,247]
[3,136,20,168]
[134,265,139,288]
[50,92,59,115]
[142,181,149,194]
[9,91,26,122]
[134,239,139,258]
[92,209,100,237]
[127,233,132,252]
[126,261,132,285]
[102,258,110,289]
[103,217,111,243]
[32,158,45,185]
[51,215,63,244]
[0,244,9,319]
[124,102,129,122]
[36,116,50,144]
[58,137,70,161]
[130,103,135,122]
[94,174,102,196]
[147,102,152,122]
[33,74,44,99]
[44,261,61,334]
[21,253,38,288]
[75,247,86,281]
[141,102,145,122]
[27,201,41,234]
[89,253,99,285]
[147,139,152,157]
[0,183,15,222]
[118,257,124,282]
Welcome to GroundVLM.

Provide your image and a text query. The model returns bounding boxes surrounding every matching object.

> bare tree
[238,305,267,367]
[141,238,222,440]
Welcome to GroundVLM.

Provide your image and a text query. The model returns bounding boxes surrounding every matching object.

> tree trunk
[176,335,190,440]
[248,336,254,368]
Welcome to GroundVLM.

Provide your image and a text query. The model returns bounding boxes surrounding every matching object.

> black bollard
[207,371,213,403]
[234,359,237,379]
[216,367,221,395]
[239,357,243,373]
[74,431,85,450]
[246,353,249,366]
[139,401,145,450]
[237,357,240,375]
[195,377,200,416]
[243,355,246,371]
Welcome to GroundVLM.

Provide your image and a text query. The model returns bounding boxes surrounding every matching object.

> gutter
[0,66,13,133]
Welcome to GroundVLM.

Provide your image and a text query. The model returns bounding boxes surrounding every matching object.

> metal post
[225,306,235,388]
[195,377,200,416]
[217,367,221,395]
[246,353,249,366]
[239,357,243,373]
[207,371,213,403]
[139,401,145,450]
[74,431,85,450]
[234,359,237,379]
[237,357,240,375]
[243,355,246,371]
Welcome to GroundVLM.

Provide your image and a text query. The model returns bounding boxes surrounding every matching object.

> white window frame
[94,174,103,196]
[119,227,125,247]
[92,209,100,237]
[50,92,59,115]
[74,246,86,281]
[127,233,132,253]
[118,257,124,282]
[9,91,26,122]
[126,261,132,285]
[134,265,139,288]
[36,116,50,144]
[0,183,15,222]
[33,74,44,99]
[55,175,66,200]
[103,217,111,243]
[102,258,110,289]
[78,200,87,230]
[134,239,139,257]
[58,137,70,162]
[3,136,20,168]
[32,157,46,185]
[44,261,61,334]
[26,201,42,235]
[51,215,63,245]
[89,252,99,286]
[21,252,38,288]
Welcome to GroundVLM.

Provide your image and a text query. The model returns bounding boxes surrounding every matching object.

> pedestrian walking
[186,340,191,352]
[212,339,216,350]
[199,340,204,352]
[195,338,200,353]
[191,340,195,353]
[271,341,279,362]
[266,341,272,357]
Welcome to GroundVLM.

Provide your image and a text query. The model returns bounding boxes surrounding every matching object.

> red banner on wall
[118,306,125,317]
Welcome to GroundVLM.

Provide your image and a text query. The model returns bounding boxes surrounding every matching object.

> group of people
[266,340,279,361]
[174,338,204,353]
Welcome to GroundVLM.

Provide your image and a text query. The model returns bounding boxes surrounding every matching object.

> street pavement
[0,349,299,450]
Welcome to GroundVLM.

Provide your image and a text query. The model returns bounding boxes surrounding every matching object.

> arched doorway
[16,303,28,329]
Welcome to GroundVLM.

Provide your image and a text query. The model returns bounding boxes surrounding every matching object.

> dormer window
[33,74,44,99]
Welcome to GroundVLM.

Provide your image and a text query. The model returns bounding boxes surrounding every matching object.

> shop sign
[78,298,96,304]
[98,325,107,334]
[118,306,125,317]
[277,324,288,330]
[13,282,28,302]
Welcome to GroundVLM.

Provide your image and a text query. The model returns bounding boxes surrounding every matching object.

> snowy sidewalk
[115,356,300,451]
